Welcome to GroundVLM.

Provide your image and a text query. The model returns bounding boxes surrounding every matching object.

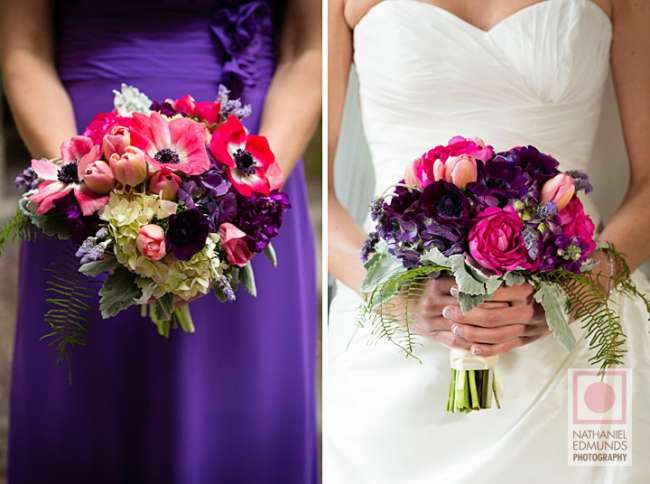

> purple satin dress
[8,1,317,482]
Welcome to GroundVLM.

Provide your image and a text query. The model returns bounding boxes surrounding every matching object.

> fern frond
[535,242,650,374]
[41,247,98,382]
[362,265,444,359]
[0,208,32,255]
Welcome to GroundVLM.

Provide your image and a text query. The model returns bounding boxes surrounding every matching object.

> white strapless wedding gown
[326,1,650,483]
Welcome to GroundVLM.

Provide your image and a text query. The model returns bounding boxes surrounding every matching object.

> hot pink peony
[468,206,536,274]
[218,222,253,267]
[136,224,167,261]
[209,115,280,196]
[558,198,597,256]
[129,112,210,175]
[149,166,182,200]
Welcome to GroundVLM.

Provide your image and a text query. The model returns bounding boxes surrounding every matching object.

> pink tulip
[103,126,131,160]
[136,224,167,261]
[109,146,148,186]
[404,159,420,186]
[541,173,575,210]
[218,223,253,267]
[81,160,115,194]
[443,154,478,189]
[149,166,182,200]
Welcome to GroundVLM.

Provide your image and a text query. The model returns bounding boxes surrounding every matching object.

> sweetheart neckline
[353,0,612,35]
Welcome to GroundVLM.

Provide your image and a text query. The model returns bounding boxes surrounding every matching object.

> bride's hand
[409,277,509,350]
[442,284,549,356]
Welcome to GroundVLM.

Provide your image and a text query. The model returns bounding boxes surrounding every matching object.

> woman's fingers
[451,322,526,344]
[488,284,534,303]
[469,334,544,357]
[429,330,472,351]
[411,315,452,335]
[442,302,536,327]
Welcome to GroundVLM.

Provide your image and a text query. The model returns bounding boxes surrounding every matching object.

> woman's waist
[56,2,275,84]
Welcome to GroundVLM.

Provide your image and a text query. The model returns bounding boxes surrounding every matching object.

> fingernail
[471,346,481,355]
[442,306,455,319]
[450,287,459,297]
[452,324,462,336]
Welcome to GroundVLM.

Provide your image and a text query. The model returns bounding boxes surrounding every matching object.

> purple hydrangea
[492,145,560,185]
[235,191,291,253]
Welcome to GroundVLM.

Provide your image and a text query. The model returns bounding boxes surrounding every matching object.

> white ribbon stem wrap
[449,348,503,406]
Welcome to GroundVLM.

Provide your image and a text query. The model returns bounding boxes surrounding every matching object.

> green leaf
[452,260,487,296]
[153,293,174,322]
[99,268,142,318]
[458,293,488,313]
[79,255,118,277]
[361,252,404,293]
[533,281,576,352]
[263,243,278,267]
[504,272,527,287]
[241,262,257,297]
[421,247,455,268]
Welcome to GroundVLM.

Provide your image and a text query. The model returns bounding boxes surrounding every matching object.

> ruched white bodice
[355,0,611,223]
[327,2,650,483]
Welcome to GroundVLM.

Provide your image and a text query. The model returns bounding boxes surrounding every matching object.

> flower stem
[173,305,195,333]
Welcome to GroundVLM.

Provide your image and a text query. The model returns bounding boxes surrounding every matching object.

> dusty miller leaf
[533,281,576,352]
[99,268,142,318]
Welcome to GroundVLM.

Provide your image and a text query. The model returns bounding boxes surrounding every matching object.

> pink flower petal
[76,145,102,180]
[60,135,94,163]
[149,112,172,149]
[228,169,270,197]
[28,181,72,214]
[74,186,109,216]
[266,162,284,190]
[31,158,60,181]
[245,135,274,169]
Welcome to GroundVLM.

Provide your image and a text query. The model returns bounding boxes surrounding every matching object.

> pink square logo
[571,370,628,425]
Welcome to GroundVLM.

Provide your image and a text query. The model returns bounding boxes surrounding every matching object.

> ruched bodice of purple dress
[8,1,316,483]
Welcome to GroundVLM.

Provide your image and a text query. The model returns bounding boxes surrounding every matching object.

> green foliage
[362,264,445,358]
[263,243,278,267]
[79,255,119,277]
[241,262,257,297]
[0,209,32,255]
[536,244,650,372]
[532,281,576,352]
[99,267,142,318]
[40,248,99,382]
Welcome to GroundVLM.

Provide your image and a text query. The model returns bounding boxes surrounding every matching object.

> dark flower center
[233,149,256,176]
[57,163,79,184]
[436,194,461,218]
[155,148,181,164]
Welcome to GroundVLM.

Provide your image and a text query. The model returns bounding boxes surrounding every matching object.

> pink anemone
[209,115,281,197]
[129,112,210,175]
[27,136,110,216]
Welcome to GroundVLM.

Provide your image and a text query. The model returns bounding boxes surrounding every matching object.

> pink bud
[541,173,575,210]
[444,154,478,189]
[82,160,115,194]
[404,159,419,187]
[432,159,446,182]
[171,95,196,116]
[102,126,131,161]
[109,146,148,186]
[194,101,220,124]
[136,224,167,261]
[218,223,253,267]
[149,166,182,200]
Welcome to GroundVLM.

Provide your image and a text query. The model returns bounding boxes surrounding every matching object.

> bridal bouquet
[360,136,649,413]
[1,84,289,361]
